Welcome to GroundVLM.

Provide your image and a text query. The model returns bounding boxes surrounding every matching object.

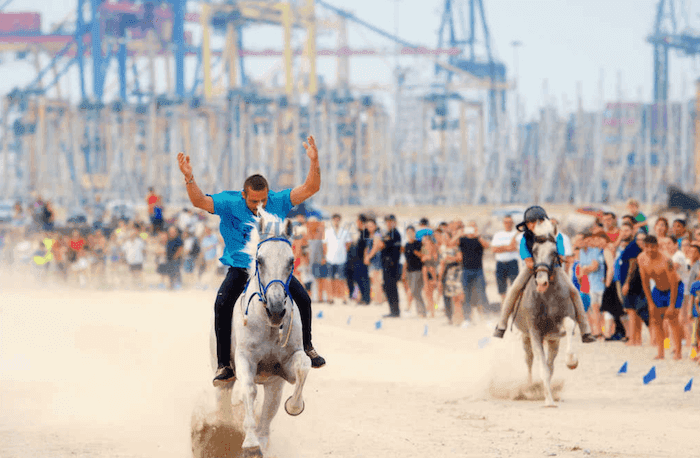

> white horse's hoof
[284,397,305,416]
[242,446,264,457]
[566,356,579,370]
[542,402,558,408]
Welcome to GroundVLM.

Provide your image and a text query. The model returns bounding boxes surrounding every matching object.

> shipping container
[0,12,41,36]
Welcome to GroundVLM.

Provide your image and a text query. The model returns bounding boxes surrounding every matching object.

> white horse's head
[243,205,295,327]
[531,219,559,293]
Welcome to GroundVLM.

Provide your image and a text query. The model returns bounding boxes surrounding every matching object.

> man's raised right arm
[177,152,214,213]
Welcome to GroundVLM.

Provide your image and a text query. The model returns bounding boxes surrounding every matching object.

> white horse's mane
[533,218,556,237]
[241,206,288,273]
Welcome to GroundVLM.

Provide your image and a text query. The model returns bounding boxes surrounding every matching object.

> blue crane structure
[436,0,506,132]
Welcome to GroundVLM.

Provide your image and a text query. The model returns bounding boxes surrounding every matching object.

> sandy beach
[1,275,698,458]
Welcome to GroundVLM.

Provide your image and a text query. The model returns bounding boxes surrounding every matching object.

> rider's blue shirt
[209,189,293,268]
[519,232,566,260]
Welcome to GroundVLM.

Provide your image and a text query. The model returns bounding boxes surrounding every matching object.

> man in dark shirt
[404,226,426,316]
[346,214,371,305]
[166,226,184,289]
[618,225,647,346]
[457,221,490,318]
[371,214,402,317]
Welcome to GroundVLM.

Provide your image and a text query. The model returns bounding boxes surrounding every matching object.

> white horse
[512,219,578,407]
[210,208,310,457]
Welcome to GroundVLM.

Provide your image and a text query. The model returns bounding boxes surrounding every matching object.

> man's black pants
[346,260,371,304]
[382,262,400,316]
[215,267,313,368]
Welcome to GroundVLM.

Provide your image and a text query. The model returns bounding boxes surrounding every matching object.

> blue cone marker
[618,361,628,374]
[685,378,693,392]
[316,311,323,319]
[375,320,382,330]
[643,366,656,385]
[347,315,352,325]
[423,325,428,336]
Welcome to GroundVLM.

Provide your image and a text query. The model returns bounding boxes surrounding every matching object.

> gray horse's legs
[257,378,285,453]
[234,351,261,452]
[528,329,556,407]
[284,350,311,416]
[544,338,560,407]
[522,336,534,385]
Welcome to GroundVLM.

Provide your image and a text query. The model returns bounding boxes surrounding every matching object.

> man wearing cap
[380,215,403,317]
[493,206,596,343]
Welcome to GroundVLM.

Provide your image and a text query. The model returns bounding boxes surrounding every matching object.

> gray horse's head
[246,207,295,327]
[531,219,559,294]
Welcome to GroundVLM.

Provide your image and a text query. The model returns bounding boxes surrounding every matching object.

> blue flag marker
[478,337,490,349]
[618,361,628,374]
[375,320,382,330]
[316,311,323,319]
[685,378,693,392]
[643,366,656,385]
[347,315,352,325]
[423,325,428,336]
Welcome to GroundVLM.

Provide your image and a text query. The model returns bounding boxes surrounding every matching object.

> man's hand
[177,152,193,180]
[303,135,318,162]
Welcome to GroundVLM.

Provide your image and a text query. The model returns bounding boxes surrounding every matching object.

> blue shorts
[312,263,328,279]
[623,293,646,311]
[651,282,684,309]
[326,263,345,280]
[580,293,591,312]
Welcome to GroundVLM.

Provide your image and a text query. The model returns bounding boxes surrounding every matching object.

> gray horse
[511,219,578,407]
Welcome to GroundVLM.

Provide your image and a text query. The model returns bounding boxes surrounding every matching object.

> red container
[0,12,41,35]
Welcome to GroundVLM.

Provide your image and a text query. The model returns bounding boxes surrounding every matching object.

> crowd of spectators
[3,193,699,364]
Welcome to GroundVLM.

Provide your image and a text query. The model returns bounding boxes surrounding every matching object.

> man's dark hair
[621,221,633,230]
[406,225,415,232]
[366,217,376,225]
[332,213,341,219]
[674,218,687,227]
[243,174,269,192]
[603,211,616,220]
[148,187,154,193]
[644,235,658,245]
[419,217,429,226]
[657,217,669,227]
[438,221,448,228]
[690,244,700,255]
[621,214,636,224]
[358,214,368,223]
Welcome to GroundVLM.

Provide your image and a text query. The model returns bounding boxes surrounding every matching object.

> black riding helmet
[515,205,549,232]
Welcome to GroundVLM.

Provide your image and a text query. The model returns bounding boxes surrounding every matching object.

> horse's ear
[284,219,294,238]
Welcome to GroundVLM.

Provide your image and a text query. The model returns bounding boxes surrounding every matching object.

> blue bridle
[245,236,295,317]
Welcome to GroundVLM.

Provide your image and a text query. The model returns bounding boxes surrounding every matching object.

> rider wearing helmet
[493,206,596,343]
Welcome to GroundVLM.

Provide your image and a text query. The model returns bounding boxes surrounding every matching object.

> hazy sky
[5,0,700,119]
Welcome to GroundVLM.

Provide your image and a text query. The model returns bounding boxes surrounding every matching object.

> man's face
[332,216,341,228]
[407,229,416,241]
[627,203,638,215]
[655,220,668,235]
[242,187,269,215]
[672,222,685,237]
[689,246,700,262]
[620,225,633,242]
[636,233,646,250]
[168,227,177,239]
[602,214,615,231]
[503,217,514,231]
[386,219,396,230]
[645,242,659,257]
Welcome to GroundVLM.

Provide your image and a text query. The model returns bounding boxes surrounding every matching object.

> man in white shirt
[123,228,146,289]
[324,214,352,303]
[491,215,521,301]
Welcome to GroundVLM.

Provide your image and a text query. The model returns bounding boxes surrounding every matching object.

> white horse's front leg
[522,336,534,385]
[529,330,556,408]
[563,317,579,369]
[257,378,285,453]
[234,351,262,455]
[284,350,311,416]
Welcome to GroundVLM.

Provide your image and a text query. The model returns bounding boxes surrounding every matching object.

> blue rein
[244,237,295,318]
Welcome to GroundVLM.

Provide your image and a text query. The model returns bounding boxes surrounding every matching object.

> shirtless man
[638,235,683,360]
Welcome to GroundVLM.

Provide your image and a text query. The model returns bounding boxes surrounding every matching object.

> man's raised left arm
[290,135,321,206]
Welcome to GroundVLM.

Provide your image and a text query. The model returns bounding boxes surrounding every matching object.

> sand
[1,275,698,458]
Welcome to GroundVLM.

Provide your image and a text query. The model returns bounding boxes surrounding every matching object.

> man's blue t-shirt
[209,189,293,268]
[615,240,642,284]
[689,281,700,318]
[519,233,566,259]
